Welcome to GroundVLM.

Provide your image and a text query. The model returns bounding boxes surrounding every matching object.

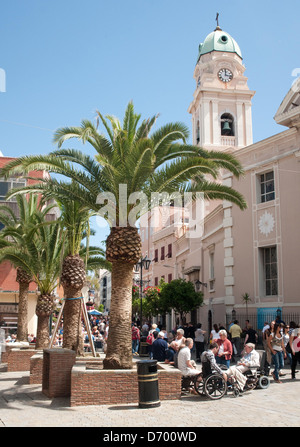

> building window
[160,246,165,261]
[209,251,215,291]
[260,171,275,203]
[168,273,172,283]
[167,243,172,258]
[0,181,9,200]
[0,178,26,201]
[154,249,158,263]
[154,277,158,286]
[260,246,278,296]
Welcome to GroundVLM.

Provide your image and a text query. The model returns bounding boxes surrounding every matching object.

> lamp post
[134,256,151,325]
[195,279,207,291]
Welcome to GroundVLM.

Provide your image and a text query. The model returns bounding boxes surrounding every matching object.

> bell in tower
[222,121,231,135]
[221,114,234,136]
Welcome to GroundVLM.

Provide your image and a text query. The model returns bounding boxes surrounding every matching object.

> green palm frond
[2,101,247,231]
[185,179,247,210]
[148,157,219,193]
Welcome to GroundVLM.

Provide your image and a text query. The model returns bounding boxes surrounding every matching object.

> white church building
[141,23,300,333]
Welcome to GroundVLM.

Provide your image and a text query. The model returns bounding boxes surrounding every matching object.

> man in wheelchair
[225,343,260,392]
[201,342,228,380]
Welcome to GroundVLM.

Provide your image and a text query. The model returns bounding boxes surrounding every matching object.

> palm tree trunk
[16,267,32,343]
[35,294,54,349]
[16,282,29,342]
[35,314,50,349]
[62,291,84,355]
[61,254,86,356]
[103,261,134,369]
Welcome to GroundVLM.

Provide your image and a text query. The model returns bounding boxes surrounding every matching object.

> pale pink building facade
[140,25,300,332]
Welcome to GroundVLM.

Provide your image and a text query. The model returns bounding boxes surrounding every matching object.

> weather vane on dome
[215,12,222,30]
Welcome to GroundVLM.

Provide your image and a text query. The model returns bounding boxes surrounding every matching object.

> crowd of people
[3,310,300,387]
[135,317,300,393]
[83,314,109,352]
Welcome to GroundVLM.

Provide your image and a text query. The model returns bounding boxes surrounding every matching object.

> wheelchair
[239,349,270,391]
[181,361,228,400]
[220,349,270,397]
[181,349,270,399]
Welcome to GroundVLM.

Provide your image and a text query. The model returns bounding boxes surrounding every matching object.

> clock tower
[188,24,255,151]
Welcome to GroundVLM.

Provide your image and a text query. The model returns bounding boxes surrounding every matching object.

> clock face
[218,68,233,83]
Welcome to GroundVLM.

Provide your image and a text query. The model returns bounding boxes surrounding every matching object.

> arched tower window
[220,113,234,136]
[196,120,200,144]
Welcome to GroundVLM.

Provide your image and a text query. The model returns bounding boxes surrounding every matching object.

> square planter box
[42,348,76,398]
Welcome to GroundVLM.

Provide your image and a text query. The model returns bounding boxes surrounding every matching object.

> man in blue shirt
[152,331,168,362]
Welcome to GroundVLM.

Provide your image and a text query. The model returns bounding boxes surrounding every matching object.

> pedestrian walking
[131,323,140,355]
[268,322,286,383]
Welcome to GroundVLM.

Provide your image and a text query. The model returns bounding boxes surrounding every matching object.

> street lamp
[134,256,152,325]
[195,279,207,291]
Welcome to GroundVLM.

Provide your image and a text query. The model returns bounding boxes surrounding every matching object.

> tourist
[229,320,243,360]
[264,320,275,367]
[216,329,232,368]
[244,324,258,346]
[283,324,292,366]
[268,322,286,383]
[178,338,202,392]
[194,323,206,362]
[289,327,300,379]
[174,328,185,349]
[201,342,227,380]
[152,331,168,362]
[131,323,140,355]
[210,323,220,341]
[225,343,259,392]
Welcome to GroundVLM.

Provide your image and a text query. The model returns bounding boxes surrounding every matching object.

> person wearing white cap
[152,331,168,362]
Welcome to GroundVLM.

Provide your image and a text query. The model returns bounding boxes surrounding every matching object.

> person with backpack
[146,328,157,359]
[131,323,140,355]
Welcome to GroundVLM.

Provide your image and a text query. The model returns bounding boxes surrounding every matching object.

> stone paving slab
[0,363,299,428]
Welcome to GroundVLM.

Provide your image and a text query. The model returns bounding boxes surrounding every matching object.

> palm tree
[57,198,110,355]
[241,292,251,320]
[0,214,64,348]
[0,194,55,342]
[1,101,247,368]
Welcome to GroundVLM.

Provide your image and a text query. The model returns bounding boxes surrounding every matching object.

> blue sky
[0,0,299,247]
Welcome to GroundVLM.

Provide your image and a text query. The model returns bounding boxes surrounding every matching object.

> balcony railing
[221,136,236,147]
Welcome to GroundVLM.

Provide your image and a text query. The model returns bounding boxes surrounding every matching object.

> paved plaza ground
[0,361,299,429]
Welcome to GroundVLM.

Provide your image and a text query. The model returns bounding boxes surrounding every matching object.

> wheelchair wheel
[204,374,227,400]
[258,375,270,389]
[233,388,240,398]
[194,373,204,395]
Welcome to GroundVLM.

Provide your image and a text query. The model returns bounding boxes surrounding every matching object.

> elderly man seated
[226,343,260,392]
[178,338,202,393]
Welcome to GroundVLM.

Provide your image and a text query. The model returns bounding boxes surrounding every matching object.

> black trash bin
[139,335,148,357]
[137,360,161,408]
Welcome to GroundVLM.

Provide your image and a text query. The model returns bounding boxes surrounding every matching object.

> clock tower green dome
[197,27,242,62]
